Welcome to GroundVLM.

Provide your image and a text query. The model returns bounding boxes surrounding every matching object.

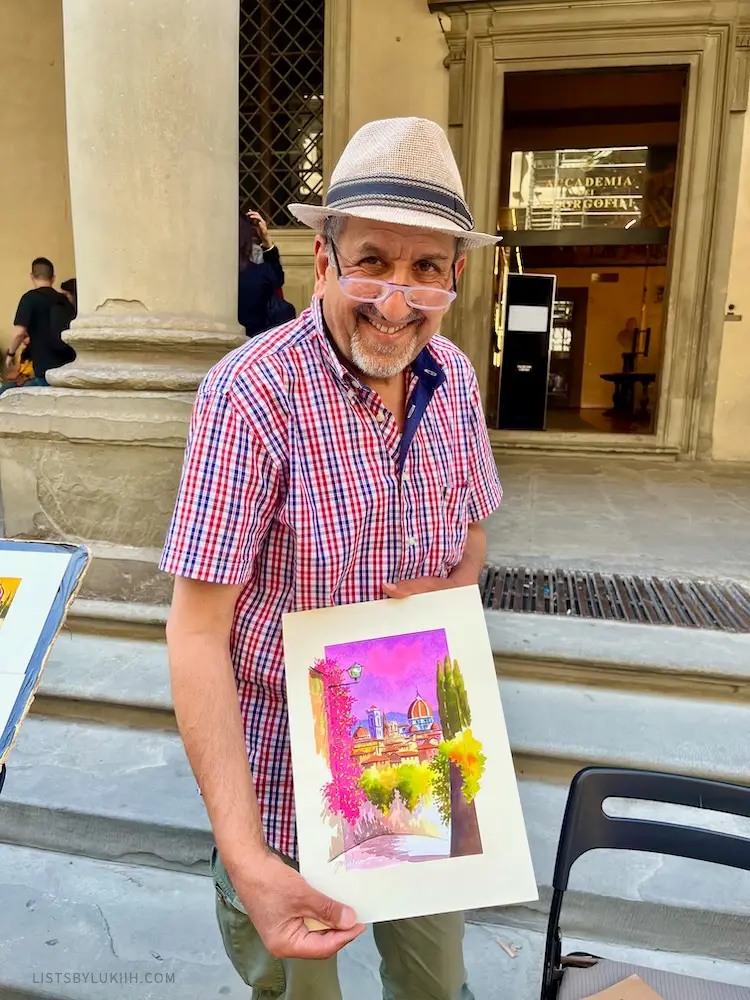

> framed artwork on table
[0,540,91,770]
[283,585,537,925]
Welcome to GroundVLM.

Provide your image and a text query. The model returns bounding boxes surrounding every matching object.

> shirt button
[375,412,385,424]
[348,390,356,402]
[407,536,417,546]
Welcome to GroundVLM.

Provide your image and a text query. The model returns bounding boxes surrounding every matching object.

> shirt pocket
[437,482,471,573]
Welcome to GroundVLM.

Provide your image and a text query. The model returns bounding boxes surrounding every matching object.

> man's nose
[378,288,413,322]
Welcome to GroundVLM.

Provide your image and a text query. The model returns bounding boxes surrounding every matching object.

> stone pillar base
[0,387,199,605]
[48,311,245,392]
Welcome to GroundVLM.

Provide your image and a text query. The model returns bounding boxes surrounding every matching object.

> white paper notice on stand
[1,540,90,768]
[283,585,538,925]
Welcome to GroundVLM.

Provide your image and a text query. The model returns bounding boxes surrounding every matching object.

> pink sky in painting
[324,629,450,725]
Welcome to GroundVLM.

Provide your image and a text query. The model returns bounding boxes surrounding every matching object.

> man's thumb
[308,889,357,930]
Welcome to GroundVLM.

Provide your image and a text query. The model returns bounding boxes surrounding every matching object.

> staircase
[1,601,749,998]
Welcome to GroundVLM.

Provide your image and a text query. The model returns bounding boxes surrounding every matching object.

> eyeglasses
[328,243,457,312]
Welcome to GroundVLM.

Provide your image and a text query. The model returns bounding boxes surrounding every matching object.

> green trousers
[212,849,475,1000]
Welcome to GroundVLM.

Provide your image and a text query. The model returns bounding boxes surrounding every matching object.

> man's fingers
[294,924,366,960]
[383,581,410,598]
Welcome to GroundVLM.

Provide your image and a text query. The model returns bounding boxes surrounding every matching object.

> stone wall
[0,0,73,352]
[712,71,750,462]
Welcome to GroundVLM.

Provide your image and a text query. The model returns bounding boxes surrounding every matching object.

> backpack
[46,292,76,365]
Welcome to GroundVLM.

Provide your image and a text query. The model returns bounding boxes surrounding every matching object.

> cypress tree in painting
[432,656,484,858]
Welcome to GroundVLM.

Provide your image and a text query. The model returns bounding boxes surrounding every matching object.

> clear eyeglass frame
[329,242,457,312]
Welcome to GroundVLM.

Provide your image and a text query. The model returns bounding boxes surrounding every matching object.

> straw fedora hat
[288,117,500,250]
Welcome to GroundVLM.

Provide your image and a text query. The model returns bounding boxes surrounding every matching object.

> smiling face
[314,217,465,382]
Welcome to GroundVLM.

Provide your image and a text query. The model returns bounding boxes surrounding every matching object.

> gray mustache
[355,303,424,327]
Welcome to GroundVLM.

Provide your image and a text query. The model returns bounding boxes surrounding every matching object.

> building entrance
[490,67,687,434]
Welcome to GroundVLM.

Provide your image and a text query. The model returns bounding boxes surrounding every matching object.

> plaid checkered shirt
[160,297,503,858]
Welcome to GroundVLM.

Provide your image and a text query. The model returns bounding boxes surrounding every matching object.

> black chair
[542,767,750,1000]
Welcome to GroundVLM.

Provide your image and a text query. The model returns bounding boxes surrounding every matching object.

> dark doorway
[489,65,688,435]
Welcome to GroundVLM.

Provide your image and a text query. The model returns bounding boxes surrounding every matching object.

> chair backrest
[541,767,750,1000]
[553,766,750,891]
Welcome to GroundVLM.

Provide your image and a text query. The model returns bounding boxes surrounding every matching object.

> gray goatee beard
[350,311,422,379]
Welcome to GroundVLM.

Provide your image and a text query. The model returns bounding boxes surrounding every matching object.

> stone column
[0,0,244,606]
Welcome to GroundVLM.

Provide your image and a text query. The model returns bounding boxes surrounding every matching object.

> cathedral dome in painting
[353,725,369,739]
[408,694,431,720]
[407,693,434,733]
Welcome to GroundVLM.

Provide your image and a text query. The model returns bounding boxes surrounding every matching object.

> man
[161,117,503,999]
[1,258,75,395]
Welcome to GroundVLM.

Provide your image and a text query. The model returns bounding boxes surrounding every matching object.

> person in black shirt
[238,211,295,336]
[1,257,75,396]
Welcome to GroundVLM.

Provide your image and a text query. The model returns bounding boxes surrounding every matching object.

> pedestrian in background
[1,257,75,396]
[238,210,295,336]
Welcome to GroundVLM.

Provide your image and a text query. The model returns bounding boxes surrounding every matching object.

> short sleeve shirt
[160,297,502,857]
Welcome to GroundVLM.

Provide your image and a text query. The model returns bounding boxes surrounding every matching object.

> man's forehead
[342,220,455,258]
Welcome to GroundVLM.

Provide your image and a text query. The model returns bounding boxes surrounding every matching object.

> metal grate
[239,0,325,226]
[480,565,750,634]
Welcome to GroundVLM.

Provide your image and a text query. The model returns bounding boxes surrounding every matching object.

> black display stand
[498,273,557,431]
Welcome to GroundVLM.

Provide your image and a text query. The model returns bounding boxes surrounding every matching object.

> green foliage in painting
[428,748,451,824]
[360,761,434,815]
[360,765,398,814]
[437,655,471,739]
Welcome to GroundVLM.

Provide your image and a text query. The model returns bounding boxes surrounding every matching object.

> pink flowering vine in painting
[316,656,366,824]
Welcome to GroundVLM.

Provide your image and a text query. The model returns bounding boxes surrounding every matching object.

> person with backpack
[1,257,76,396]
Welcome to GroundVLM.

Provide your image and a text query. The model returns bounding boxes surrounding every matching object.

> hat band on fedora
[325,174,474,231]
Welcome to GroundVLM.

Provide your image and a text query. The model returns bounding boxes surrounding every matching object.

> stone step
[38,611,750,729]
[0,716,211,874]
[3,713,750,962]
[1,843,749,1000]
[506,678,750,784]
[488,611,750,698]
[34,633,750,786]
[34,631,174,729]
[12,621,750,963]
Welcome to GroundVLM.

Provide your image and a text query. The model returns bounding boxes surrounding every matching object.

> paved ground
[485,455,750,583]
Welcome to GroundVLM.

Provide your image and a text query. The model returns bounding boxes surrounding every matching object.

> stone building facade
[0,0,748,607]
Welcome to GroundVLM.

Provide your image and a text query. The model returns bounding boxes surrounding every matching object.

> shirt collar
[309,295,447,393]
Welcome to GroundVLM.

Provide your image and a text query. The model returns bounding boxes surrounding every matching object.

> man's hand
[383,523,487,600]
[383,577,459,599]
[247,210,272,250]
[3,352,18,381]
[232,851,365,960]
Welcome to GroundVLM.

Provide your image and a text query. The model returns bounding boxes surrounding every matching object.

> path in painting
[342,833,450,870]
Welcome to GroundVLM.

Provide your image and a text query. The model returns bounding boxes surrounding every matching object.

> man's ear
[313,235,329,298]
[454,255,467,282]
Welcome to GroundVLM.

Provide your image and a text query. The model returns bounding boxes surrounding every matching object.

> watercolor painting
[0,578,22,632]
[285,588,537,924]
[309,629,486,872]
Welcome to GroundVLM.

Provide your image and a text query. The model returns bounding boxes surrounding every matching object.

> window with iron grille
[239,0,325,227]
